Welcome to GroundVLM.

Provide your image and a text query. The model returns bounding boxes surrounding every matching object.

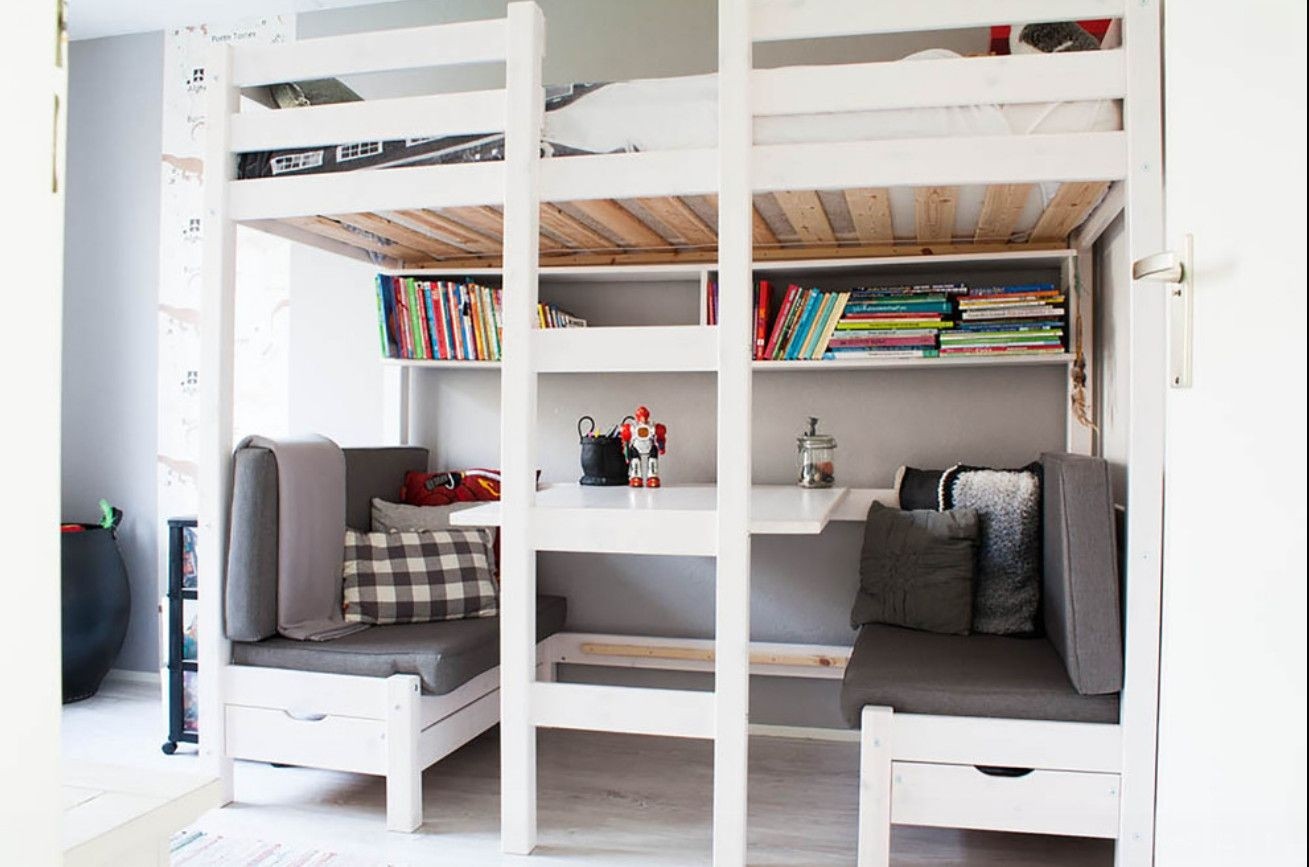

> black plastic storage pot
[61,514,130,703]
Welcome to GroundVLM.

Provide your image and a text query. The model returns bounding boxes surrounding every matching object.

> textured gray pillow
[370,498,479,533]
[943,466,1042,635]
[851,502,980,635]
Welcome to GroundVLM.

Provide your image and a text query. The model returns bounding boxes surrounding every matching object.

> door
[1153,3,1307,864]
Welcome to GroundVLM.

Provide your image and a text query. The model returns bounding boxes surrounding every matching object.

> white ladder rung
[531,682,714,739]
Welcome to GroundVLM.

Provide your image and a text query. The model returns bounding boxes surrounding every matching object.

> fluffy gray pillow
[851,502,980,635]
[943,466,1042,635]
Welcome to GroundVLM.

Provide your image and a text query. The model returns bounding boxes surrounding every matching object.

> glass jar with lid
[796,417,837,488]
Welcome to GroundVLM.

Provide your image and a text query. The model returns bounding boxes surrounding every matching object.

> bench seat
[232,594,567,695]
[840,624,1118,726]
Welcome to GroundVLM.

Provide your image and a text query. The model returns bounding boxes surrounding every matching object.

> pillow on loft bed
[852,503,980,636]
[895,462,1044,636]
[371,497,481,533]
[400,468,502,507]
[343,527,498,625]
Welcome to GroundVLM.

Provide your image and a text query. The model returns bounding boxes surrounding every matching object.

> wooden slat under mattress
[267,181,1112,269]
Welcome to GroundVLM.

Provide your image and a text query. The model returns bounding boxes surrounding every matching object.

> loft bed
[224,27,1129,269]
[198,3,1166,866]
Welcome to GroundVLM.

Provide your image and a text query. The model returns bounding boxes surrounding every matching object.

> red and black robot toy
[620,406,667,488]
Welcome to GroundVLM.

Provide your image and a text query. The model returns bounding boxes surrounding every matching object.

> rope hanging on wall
[1070,264,1096,432]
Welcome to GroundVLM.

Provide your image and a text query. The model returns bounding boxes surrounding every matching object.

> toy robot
[620,406,667,488]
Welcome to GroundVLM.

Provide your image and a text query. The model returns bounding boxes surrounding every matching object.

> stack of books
[537,303,587,329]
[376,276,584,360]
[942,282,1067,357]
[707,279,775,361]
[761,285,852,360]
[821,283,966,360]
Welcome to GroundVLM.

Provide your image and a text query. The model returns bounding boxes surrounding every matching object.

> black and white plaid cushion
[342,528,498,625]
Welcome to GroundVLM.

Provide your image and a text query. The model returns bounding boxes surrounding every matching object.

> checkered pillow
[342,528,498,625]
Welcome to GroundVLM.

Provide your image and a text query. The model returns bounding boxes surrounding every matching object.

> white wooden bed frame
[199,2,1167,864]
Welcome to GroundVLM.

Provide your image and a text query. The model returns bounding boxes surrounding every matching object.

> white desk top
[449,483,894,535]
[63,762,222,866]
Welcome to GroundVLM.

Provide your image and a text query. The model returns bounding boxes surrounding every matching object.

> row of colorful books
[710,278,1068,360]
[940,283,1067,356]
[375,276,584,361]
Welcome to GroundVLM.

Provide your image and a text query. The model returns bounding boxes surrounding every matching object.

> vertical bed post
[198,41,239,800]
[500,2,545,856]
[381,364,411,445]
[1119,2,1167,865]
[715,0,754,864]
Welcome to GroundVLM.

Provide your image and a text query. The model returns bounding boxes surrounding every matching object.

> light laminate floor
[63,677,1114,866]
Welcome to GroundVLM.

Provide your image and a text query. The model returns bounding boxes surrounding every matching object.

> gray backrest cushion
[1040,452,1123,695]
[225,445,429,642]
[226,447,280,641]
[343,447,429,532]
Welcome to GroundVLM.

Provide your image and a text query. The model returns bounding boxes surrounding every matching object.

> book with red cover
[754,280,771,359]
[393,278,412,358]
[762,283,799,359]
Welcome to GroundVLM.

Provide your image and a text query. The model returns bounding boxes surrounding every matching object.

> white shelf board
[450,483,852,538]
[753,353,1073,372]
[380,358,502,369]
[533,325,717,373]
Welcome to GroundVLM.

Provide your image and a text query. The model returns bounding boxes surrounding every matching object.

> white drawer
[226,705,386,776]
[891,761,1120,838]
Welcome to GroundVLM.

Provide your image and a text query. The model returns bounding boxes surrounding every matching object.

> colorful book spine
[424,282,443,360]
[394,278,412,358]
[754,281,771,360]
[785,290,822,360]
[762,283,798,359]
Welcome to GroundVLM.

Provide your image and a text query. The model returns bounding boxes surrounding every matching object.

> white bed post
[381,364,411,445]
[715,0,753,864]
[500,1,545,856]
[857,706,893,867]
[385,674,423,832]
[198,41,239,800]
[1118,2,1167,865]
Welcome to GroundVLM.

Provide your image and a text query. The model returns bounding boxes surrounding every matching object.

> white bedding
[544,50,1121,242]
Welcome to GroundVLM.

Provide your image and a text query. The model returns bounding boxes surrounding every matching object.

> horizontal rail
[753,132,1128,192]
[547,633,851,680]
[540,149,718,202]
[232,18,507,86]
[229,161,504,221]
[230,90,506,152]
[532,325,716,373]
[531,682,715,738]
[752,0,1125,42]
[754,50,1126,116]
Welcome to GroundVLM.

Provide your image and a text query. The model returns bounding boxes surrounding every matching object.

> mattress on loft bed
[237,49,1122,241]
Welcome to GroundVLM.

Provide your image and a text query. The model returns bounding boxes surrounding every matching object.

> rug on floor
[171,829,384,866]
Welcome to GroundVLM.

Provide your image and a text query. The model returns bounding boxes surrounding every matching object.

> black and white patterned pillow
[343,528,498,625]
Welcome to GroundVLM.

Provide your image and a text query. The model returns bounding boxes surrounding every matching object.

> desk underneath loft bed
[199,2,1166,865]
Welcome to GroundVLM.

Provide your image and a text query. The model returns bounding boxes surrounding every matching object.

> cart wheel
[161,741,177,755]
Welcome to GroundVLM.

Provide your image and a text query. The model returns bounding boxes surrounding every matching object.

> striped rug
[171,830,383,866]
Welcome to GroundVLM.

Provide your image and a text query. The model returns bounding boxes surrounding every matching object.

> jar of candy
[796,417,836,488]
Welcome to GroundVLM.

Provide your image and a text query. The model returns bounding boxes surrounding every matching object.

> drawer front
[891,761,1120,839]
[226,705,385,776]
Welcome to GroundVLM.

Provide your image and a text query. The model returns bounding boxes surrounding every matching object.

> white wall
[1095,214,1129,502]
[63,32,165,672]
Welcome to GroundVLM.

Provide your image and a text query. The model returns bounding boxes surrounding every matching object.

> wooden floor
[64,677,1114,866]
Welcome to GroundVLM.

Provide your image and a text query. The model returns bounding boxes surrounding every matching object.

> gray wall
[63,33,164,672]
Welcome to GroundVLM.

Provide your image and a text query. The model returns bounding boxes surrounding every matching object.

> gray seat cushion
[1040,452,1123,695]
[839,624,1119,727]
[232,594,567,695]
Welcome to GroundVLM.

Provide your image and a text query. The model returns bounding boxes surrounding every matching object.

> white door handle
[1132,235,1194,389]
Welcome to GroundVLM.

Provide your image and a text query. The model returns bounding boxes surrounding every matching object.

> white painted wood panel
[754,133,1127,194]
[224,665,388,720]
[754,50,1126,117]
[532,682,715,739]
[753,354,1073,372]
[532,325,716,373]
[531,503,718,556]
[752,0,1124,42]
[891,762,1121,839]
[229,161,504,222]
[229,89,506,152]
[892,714,1122,774]
[539,149,718,203]
[233,18,507,86]
[224,705,386,775]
